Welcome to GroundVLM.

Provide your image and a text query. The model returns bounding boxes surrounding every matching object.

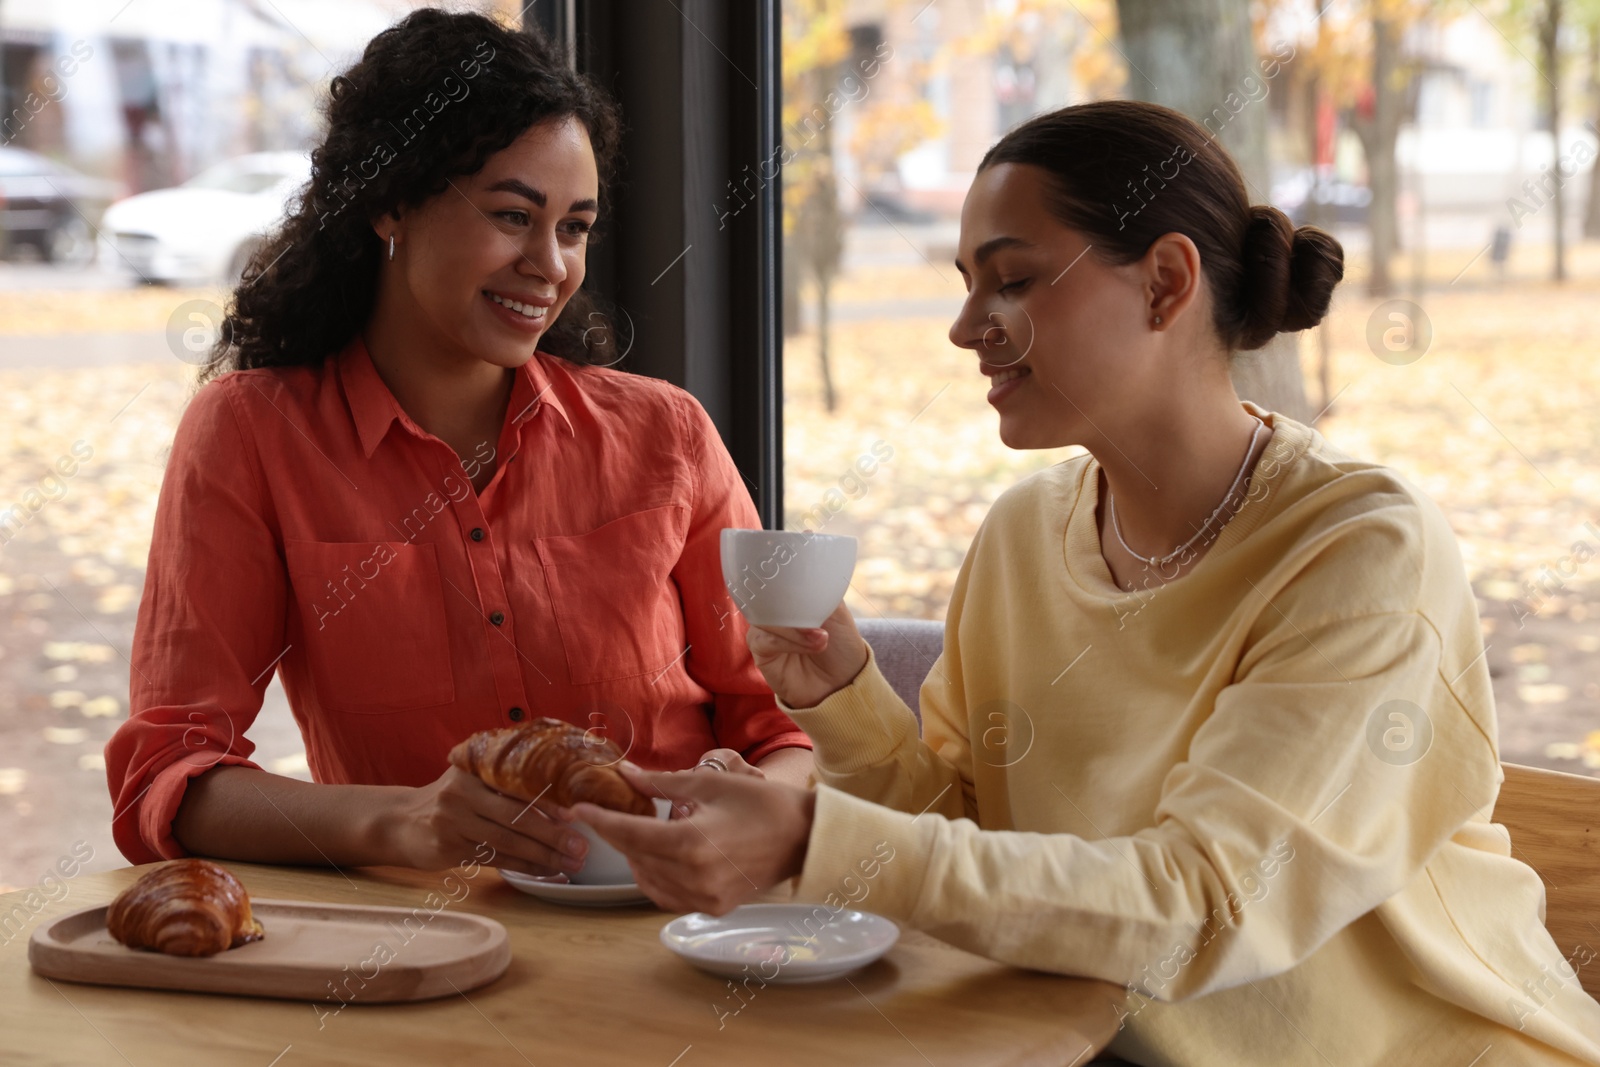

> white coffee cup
[570,796,671,886]
[719,528,857,629]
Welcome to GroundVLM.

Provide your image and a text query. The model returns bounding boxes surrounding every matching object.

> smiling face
[380,116,599,369]
[950,162,1183,451]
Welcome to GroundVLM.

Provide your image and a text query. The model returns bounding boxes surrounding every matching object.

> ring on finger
[697,756,729,773]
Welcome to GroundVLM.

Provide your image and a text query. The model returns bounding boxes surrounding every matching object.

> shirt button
[489,611,505,626]
[508,706,525,722]
[470,527,486,541]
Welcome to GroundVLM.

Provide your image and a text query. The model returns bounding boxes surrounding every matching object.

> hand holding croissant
[448,717,654,816]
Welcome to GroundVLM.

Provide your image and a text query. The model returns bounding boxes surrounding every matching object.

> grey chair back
[854,617,944,727]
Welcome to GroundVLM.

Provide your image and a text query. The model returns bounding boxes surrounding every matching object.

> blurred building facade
[0,0,516,197]
[830,0,1595,229]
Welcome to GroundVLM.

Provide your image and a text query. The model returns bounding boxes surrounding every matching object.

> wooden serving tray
[28,898,510,1003]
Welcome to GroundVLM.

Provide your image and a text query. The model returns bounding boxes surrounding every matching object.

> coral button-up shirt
[106,337,808,864]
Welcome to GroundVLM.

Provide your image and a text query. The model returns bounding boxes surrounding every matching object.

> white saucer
[499,870,652,907]
[660,903,899,983]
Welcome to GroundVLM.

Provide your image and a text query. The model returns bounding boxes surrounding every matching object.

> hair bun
[1236,205,1345,350]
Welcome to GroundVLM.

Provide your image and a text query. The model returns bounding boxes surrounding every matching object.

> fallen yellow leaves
[0,286,223,337]
[270,752,310,776]
[79,696,121,718]
[44,690,120,717]
[42,642,114,663]
[1560,732,1600,768]
[94,584,137,613]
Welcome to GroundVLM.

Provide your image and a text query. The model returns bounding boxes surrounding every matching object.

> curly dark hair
[198,9,623,387]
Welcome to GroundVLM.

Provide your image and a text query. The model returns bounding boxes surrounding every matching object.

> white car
[101,151,310,285]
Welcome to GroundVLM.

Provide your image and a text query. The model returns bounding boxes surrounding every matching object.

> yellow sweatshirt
[782,406,1600,1066]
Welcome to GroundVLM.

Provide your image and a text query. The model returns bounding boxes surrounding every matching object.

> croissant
[449,717,654,816]
[106,858,265,957]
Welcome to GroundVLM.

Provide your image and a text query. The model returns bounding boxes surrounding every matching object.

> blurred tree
[784,0,945,413]
[1504,0,1600,278]
[846,69,939,187]
[1275,1,1441,297]
[793,160,845,412]
[1537,0,1568,282]
[1586,1,1600,238]
[965,0,1127,106]
[1351,18,1397,293]
[1347,4,1416,297]
[1278,13,1361,413]
[782,0,850,410]
[1116,0,1313,421]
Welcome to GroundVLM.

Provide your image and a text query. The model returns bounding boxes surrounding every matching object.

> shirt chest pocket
[533,505,690,684]
[284,539,455,712]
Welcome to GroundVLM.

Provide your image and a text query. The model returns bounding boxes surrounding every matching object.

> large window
[2,0,1599,890]
[778,0,1600,773]
[0,0,499,885]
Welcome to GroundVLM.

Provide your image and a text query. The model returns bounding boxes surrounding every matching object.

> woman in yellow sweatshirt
[574,101,1600,1065]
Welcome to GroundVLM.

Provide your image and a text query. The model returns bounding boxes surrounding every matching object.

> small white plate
[660,903,899,983]
[499,871,652,908]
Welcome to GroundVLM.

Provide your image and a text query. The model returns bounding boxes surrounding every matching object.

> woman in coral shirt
[105,10,811,877]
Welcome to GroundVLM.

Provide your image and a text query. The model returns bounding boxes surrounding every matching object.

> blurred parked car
[1272,169,1373,227]
[0,147,117,265]
[101,151,310,285]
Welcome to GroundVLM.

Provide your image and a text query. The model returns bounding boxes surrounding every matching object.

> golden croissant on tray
[449,717,654,816]
[107,858,265,957]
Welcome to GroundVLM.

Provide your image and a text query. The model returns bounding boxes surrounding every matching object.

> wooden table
[0,861,1126,1066]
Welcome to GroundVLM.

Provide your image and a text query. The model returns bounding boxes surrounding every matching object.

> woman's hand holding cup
[745,600,869,710]
[720,528,868,709]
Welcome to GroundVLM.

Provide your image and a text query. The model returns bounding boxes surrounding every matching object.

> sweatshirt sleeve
[105,378,285,864]
[777,530,986,821]
[778,645,970,821]
[670,392,810,765]
[792,598,1499,1000]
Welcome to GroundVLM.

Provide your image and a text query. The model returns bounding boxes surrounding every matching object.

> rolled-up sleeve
[670,393,810,765]
[105,377,286,863]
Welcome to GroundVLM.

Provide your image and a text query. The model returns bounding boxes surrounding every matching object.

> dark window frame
[530,1,783,529]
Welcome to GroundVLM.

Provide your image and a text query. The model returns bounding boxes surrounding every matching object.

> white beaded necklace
[1108,415,1266,570]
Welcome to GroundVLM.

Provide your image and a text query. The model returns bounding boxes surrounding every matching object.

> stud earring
[1153,315,1163,326]
[388,234,395,261]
